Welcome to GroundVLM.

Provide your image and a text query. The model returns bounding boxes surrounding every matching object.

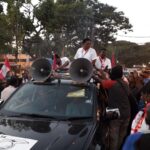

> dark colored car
[0,80,102,150]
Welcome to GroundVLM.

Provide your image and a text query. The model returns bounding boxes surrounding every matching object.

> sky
[32,0,150,44]
[100,0,150,44]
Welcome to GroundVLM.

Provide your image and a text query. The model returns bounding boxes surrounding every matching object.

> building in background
[0,54,32,74]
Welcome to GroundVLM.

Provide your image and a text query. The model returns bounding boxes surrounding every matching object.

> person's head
[6,71,13,77]
[22,70,29,78]
[133,70,139,78]
[110,65,123,80]
[140,70,150,79]
[99,48,107,59]
[82,38,92,50]
[128,72,136,89]
[6,76,18,87]
[129,80,136,89]
[141,81,150,103]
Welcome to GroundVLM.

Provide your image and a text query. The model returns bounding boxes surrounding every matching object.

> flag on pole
[0,56,11,80]
[52,52,57,71]
[61,48,65,57]
[111,51,116,67]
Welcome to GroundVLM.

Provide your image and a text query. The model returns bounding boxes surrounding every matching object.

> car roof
[31,78,95,88]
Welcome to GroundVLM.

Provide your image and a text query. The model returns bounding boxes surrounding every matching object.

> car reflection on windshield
[1,83,93,120]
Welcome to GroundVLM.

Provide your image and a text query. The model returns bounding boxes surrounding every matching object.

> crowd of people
[0,37,150,150]
[0,70,30,101]
[73,38,150,150]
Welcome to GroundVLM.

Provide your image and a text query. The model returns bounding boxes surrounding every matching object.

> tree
[34,0,132,56]
[6,0,35,59]
[0,0,42,58]
[0,4,3,13]
[0,0,133,59]
[0,2,13,52]
[107,41,150,67]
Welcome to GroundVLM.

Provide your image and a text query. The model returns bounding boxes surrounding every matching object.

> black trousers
[108,118,130,150]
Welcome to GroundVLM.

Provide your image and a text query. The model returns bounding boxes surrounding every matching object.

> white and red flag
[0,56,11,80]
[52,53,57,71]
[111,51,116,67]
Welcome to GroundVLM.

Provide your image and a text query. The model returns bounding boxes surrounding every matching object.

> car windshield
[1,83,93,119]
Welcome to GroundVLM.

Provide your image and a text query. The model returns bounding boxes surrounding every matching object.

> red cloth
[111,51,116,67]
[52,53,57,70]
[102,80,116,89]
[0,56,11,80]
[5,56,10,69]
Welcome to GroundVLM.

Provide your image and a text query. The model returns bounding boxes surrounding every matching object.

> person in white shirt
[95,48,112,71]
[22,70,30,84]
[55,54,70,70]
[1,76,17,101]
[74,38,97,64]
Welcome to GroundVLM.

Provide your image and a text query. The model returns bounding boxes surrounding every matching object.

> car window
[2,83,93,118]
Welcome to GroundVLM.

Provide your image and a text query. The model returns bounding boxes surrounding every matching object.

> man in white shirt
[74,38,97,64]
[95,48,112,71]
[1,76,17,101]
[55,54,70,70]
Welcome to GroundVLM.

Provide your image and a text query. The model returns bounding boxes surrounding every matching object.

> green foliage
[0,0,38,57]
[0,4,3,13]
[0,13,13,50]
[0,0,133,59]
[33,0,132,56]
[107,41,150,67]
[34,0,55,32]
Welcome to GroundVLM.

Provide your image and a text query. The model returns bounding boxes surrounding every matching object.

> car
[0,79,103,150]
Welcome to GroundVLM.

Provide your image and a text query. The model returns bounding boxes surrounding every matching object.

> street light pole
[16,0,19,62]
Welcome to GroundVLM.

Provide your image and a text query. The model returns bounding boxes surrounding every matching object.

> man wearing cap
[95,65,131,150]
[95,48,112,71]
[74,38,97,64]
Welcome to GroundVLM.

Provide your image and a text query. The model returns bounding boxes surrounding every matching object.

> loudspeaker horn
[30,58,52,82]
[69,58,93,82]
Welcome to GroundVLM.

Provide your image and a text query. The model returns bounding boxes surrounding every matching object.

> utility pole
[15,0,19,62]
[84,0,95,42]
[84,0,88,38]
[91,9,95,44]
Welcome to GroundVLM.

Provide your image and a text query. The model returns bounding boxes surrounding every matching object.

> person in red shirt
[101,65,131,150]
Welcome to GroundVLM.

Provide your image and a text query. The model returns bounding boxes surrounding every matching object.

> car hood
[0,117,95,150]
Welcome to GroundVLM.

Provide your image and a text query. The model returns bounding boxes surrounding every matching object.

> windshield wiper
[62,116,92,121]
[6,113,58,120]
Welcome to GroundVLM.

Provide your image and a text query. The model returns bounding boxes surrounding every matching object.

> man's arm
[59,61,69,69]
[74,48,80,59]
[91,49,97,65]
[102,80,116,89]
[108,59,112,69]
